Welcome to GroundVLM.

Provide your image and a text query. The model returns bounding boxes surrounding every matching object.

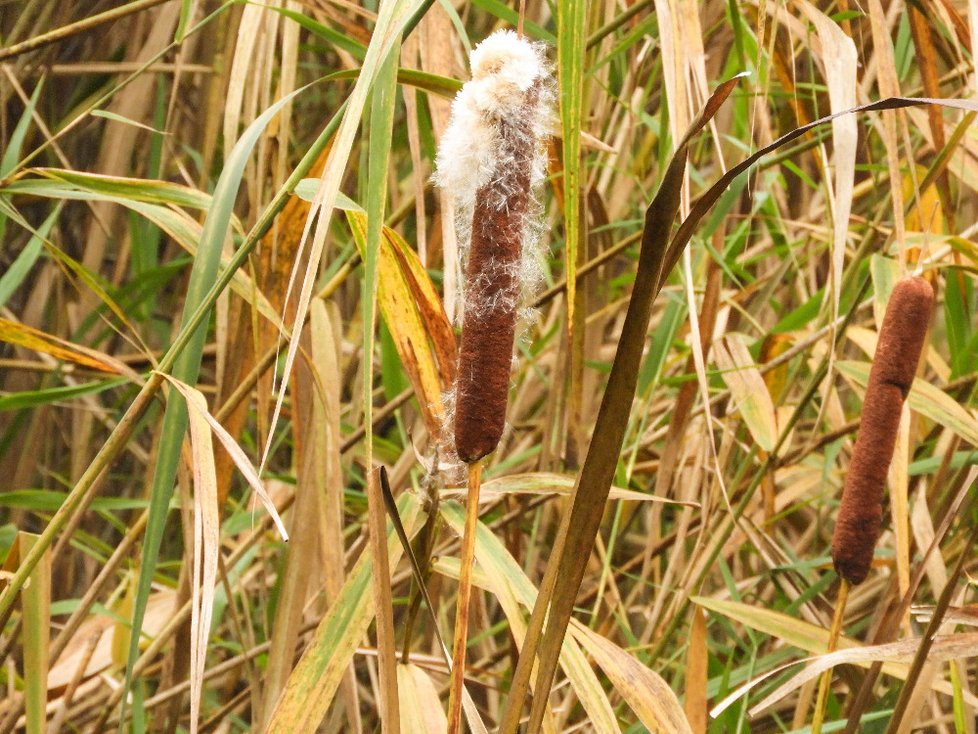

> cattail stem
[831,276,934,585]
[447,461,483,734]
[811,579,850,734]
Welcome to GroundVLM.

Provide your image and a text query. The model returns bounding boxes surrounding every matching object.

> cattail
[434,30,552,463]
[832,275,934,585]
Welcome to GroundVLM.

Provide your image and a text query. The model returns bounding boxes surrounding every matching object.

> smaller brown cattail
[434,31,552,464]
[832,275,934,585]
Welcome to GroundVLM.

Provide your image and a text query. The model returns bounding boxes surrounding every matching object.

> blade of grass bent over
[119,86,302,728]
[497,73,746,734]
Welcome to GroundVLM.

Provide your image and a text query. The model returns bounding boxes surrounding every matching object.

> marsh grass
[1,1,978,732]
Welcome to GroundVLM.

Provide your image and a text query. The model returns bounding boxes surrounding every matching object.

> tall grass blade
[558,0,587,349]
[119,85,304,727]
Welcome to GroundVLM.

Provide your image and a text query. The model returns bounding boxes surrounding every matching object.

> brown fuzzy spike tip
[831,276,934,585]
[870,276,936,394]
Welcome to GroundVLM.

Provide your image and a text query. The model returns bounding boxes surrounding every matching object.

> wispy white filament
[433,30,554,317]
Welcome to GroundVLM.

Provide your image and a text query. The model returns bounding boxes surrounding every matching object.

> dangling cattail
[832,275,934,585]
[434,30,552,463]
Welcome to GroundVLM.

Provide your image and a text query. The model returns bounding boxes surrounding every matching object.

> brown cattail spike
[452,111,534,463]
[434,31,552,465]
[832,276,934,585]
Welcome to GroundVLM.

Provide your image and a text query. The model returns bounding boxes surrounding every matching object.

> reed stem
[447,461,483,734]
[811,579,850,734]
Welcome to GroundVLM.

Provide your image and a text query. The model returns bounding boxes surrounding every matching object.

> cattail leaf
[266,493,422,733]
[837,360,978,446]
[347,211,452,435]
[714,334,778,453]
[501,74,743,734]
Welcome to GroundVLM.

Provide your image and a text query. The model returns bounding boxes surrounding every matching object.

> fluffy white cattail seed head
[433,30,553,317]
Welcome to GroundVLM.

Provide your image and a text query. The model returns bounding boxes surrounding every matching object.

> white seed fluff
[433,30,553,317]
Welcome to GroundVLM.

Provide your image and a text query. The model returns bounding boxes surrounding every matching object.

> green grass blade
[0,78,43,254]
[19,533,51,734]
[0,205,58,309]
[0,377,129,411]
[364,37,402,467]
[558,0,587,345]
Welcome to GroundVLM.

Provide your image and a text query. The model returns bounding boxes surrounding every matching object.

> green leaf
[0,205,58,309]
[0,377,128,411]
[468,0,554,42]
[363,32,401,468]
[559,0,588,347]
[270,4,368,60]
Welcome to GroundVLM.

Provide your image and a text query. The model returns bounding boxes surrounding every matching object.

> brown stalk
[496,72,746,734]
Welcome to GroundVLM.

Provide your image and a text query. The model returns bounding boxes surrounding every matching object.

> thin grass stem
[447,461,483,734]
[811,579,850,734]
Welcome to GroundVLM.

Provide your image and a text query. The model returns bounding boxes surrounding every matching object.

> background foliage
[1,0,978,731]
